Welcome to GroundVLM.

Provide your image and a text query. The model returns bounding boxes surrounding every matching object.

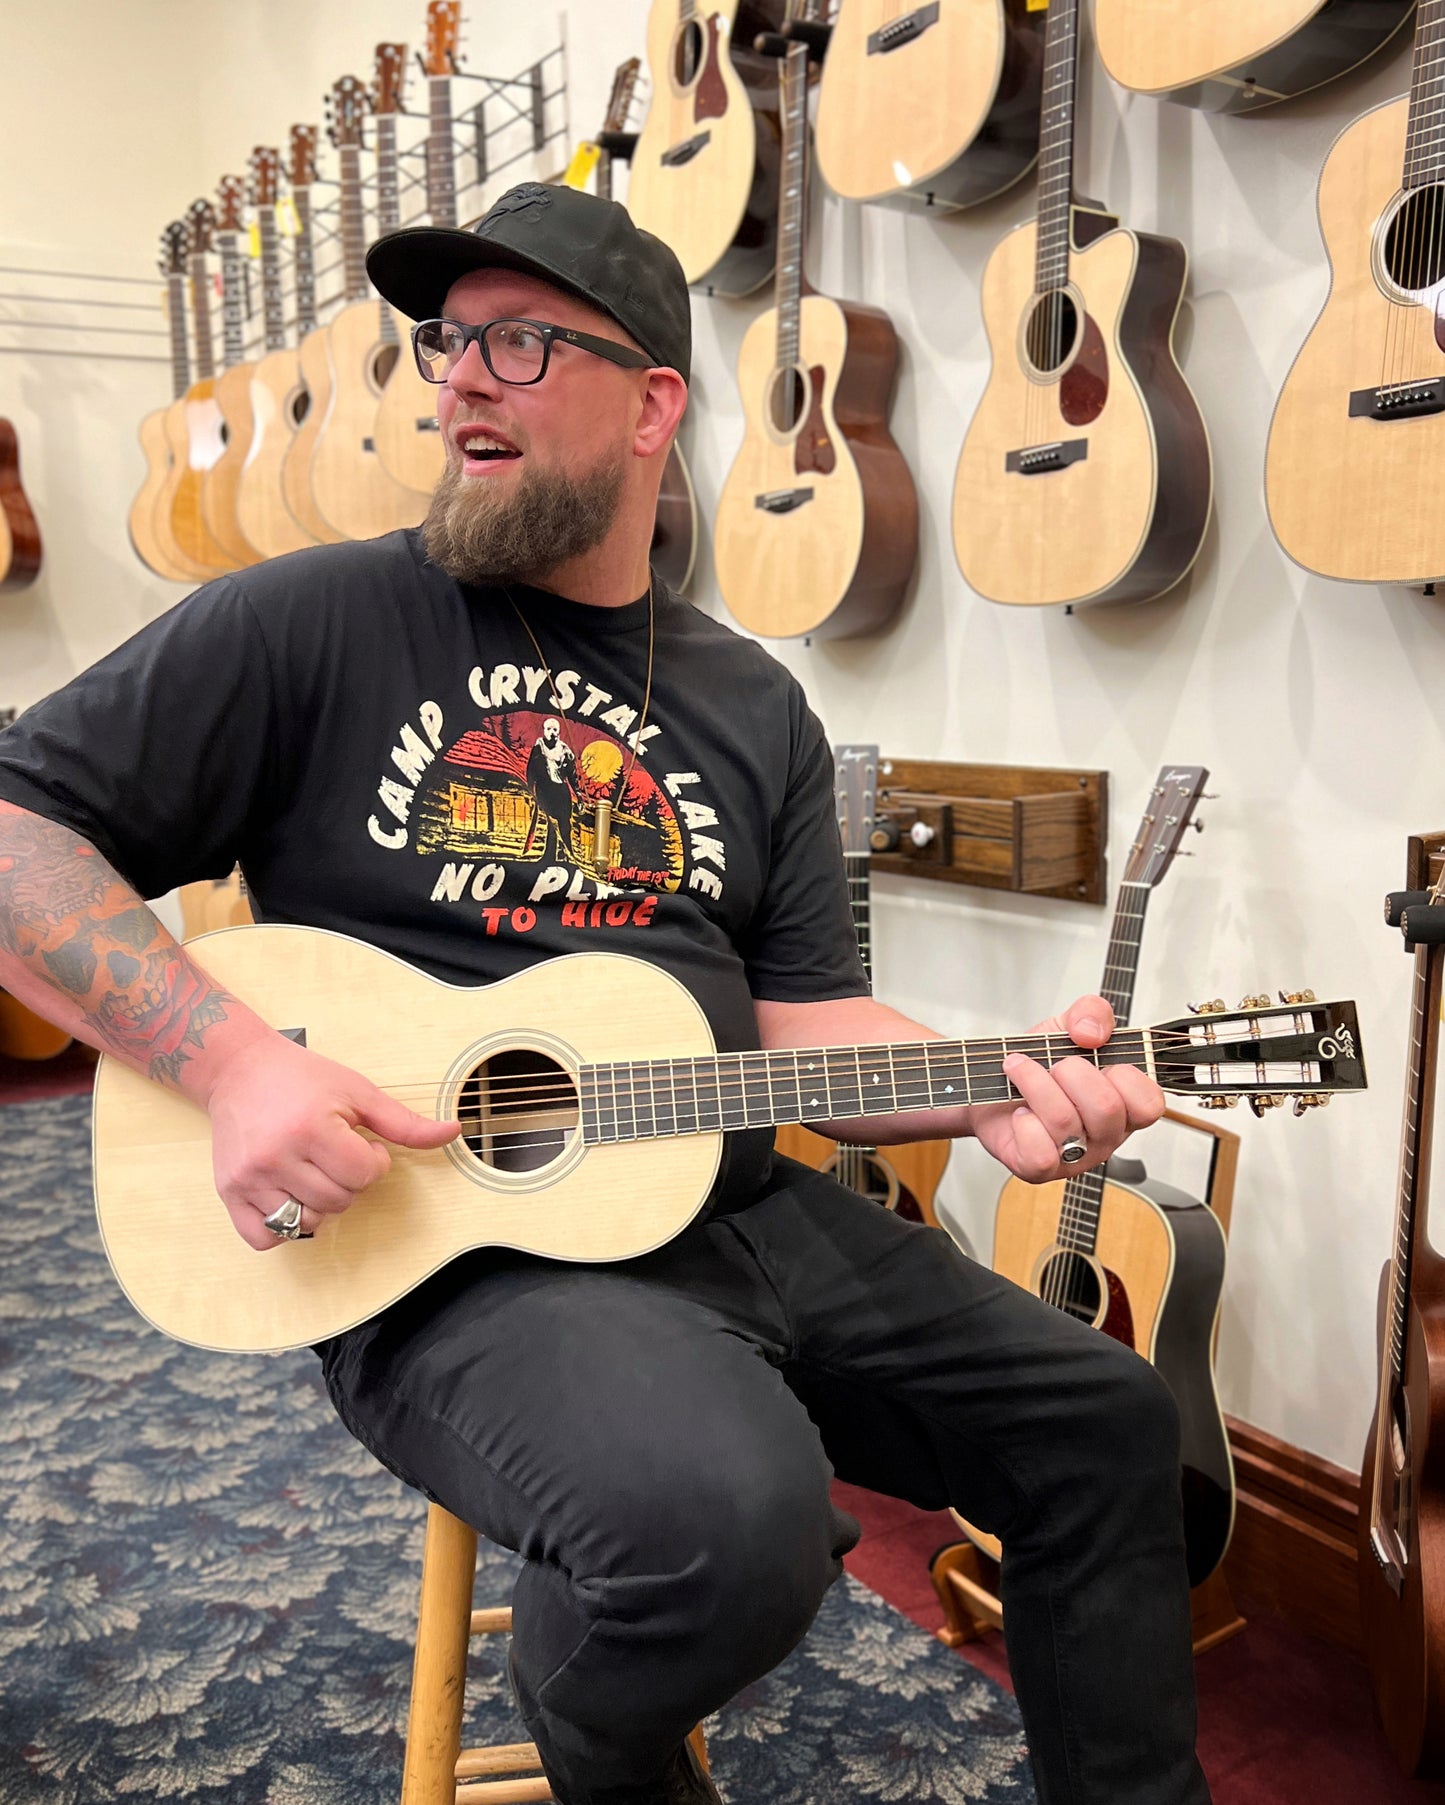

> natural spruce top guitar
[92,922,1366,1352]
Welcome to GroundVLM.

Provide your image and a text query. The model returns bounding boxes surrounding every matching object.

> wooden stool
[401,1502,710,1804]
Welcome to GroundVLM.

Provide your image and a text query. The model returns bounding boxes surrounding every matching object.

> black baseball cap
[366,182,691,384]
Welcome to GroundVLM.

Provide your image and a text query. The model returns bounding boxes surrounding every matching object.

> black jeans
[318,1155,1211,1805]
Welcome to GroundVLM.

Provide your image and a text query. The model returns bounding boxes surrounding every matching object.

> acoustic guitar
[714,35,918,638]
[0,989,71,1061]
[1266,2,1445,588]
[372,15,459,501]
[200,176,262,569]
[308,72,429,542]
[162,200,233,576]
[1360,838,1445,1776]
[628,0,787,294]
[1096,0,1416,114]
[129,222,210,584]
[951,0,1213,609]
[981,766,1243,1586]
[234,146,317,560]
[90,922,1366,1353]
[815,0,1046,211]
[775,744,951,1221]
[278,125,343,548]
[0,418,42,594]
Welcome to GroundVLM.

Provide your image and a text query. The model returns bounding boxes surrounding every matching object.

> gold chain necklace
[505,577,656,882]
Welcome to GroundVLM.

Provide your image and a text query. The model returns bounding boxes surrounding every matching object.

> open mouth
[457,428,523,473]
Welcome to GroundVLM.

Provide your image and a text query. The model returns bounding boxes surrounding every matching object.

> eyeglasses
[410,316,654,386]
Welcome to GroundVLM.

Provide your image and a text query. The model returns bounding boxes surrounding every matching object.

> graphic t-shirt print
[365,659,728,938]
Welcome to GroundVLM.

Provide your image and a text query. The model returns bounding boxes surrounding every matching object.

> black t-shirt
[0,529,868,1209]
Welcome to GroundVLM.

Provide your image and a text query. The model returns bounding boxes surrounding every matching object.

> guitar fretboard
[217,232,247,370]
[773,41,809,376]
[1384,936,1444,1383]
[579,1031,1156,1145]
[1034,0,1080,295]
[257,207,287,353]
[338,144,369,302]
[427,76,458,228]
[374,113,402,346]
[165,272,191,400]
[1405,0,1445,188]
[293,186,318,334]
[188,251,216,381]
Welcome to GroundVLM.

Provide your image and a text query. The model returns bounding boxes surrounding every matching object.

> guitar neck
[338,145,369,302]
[427,76,458,227]
[293,186,318,334]
[373,114,402,346]
[165,272,191,399]
[1034,0,1080,294]
[188,252,216,381]
[1405,0,1445,187]
[773,41,809,374]
[256,210,287,352]
[1382,939,1444,1389]
[217,233,247,370]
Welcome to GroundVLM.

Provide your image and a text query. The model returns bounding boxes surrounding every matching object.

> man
[0,185,1209,1805]
[526,715,579,862]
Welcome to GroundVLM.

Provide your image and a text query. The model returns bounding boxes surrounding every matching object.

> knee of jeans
[1081,1341,1182,1478]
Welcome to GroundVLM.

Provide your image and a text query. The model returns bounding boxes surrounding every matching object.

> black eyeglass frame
[410,316,655,386]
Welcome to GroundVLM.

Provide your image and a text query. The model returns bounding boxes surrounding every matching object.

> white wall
[0,0,1435,1471]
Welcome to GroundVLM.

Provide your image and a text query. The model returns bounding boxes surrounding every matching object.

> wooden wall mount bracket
[868,758,1108,904]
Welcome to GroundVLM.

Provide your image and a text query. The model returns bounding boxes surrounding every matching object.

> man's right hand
[204,1032,462,1250]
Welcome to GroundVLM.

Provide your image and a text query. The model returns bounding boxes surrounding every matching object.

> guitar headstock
[423,1,463,77]
[288,124,319,189]
[216,175,246,234]
[1149,992,1366,1114]
[250,146,281,209]
[327,75,370,149]
[833,743,879,859]
[602,57,641,135]
[1122,765,1208,887]
[372,41,407,115]
[158,220,189,277]
[185,199,217,258]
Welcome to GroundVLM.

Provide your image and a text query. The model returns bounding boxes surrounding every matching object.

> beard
[422,449,627,587]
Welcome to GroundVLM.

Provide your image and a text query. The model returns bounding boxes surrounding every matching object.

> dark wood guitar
[951,0,1213,608]
[714,31,918,637]
[1097,0,1416,114]
[0,418,42,593]
[775,744,951,1221]
[1360,835,1445,1776]
[816,0,1046,210]
[980,766,1243,1586]
[628,0,787,294]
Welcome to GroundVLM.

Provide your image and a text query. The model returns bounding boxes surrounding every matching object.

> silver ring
[262,1197,305,1240]
[1059,1138,1089,1167]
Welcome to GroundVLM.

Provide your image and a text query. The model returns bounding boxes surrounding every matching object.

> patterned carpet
[0,1094,1034,1805]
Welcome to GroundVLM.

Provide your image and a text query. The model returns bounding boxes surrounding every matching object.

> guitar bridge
[867,2,939,53]
[1006,439,1089,476]
[662,131,711,168]
[755,486,814,514]
[415,418,441,433]
[1349,379,1445,421]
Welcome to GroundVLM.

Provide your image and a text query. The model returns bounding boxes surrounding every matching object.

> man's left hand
[969,995,1165,1183]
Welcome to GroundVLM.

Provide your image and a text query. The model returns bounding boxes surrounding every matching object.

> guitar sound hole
[825,1150,898,1210]
[1384,185,1445,294]
[1024,290,1079,376]
[1036,1250,1101,1323]
[290,390,311,427]
[674,19,705,85]
[372,343,401,390]
[769,366,807,435]
[457,1049,578,1174]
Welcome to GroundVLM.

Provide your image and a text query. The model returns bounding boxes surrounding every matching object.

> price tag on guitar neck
[1026,0,1048,10]
[276,196,300,238]
[247,222,262,260]
[562,141,602,191]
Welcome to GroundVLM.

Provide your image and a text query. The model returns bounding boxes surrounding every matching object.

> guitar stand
[929,1107,1247,1659]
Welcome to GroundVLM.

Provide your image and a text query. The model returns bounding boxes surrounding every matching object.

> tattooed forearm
[0,801,242,1092]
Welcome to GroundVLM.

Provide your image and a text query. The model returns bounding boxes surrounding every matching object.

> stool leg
[403,1504,479,1805]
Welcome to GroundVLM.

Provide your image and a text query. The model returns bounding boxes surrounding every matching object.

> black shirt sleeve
[737,691,870,1005]
[0,578,281,900]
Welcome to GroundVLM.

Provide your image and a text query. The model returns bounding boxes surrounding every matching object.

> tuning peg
[1237,994,1271,1010]
[1292,1093,1331,1116]
[1201,792,1219,800]
[1199,1095,1240,1110]
[1278,989,1317,1005]
[1248,1092,1288,1117]
[1190,817,1205,832]
[1189,998,1227,1015]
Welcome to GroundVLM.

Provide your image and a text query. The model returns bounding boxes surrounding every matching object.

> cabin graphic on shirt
[413,712,685,889]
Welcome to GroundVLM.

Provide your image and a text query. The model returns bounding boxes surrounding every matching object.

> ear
[633,368,688,460]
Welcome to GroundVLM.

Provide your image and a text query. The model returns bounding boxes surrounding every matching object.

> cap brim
[366,226,664,366]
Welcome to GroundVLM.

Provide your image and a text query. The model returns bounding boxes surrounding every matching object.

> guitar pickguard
[1098,1266,1136,1349]
[794,366,837,476]
[695,15,730,122]
[1060,311,1109,426]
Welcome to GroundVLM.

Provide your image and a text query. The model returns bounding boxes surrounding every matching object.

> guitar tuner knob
[1190,817,1205,832]
[1237,994,1272,1010]
[1248,1092,1287,1117]
[1292,1093,1330,1116]
[1188,999,1228,1015]
[1278,989,1317,1005]
[1199,1095,1237,1111]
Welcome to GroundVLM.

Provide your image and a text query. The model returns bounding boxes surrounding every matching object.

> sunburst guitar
[161,199,232,577]
[714,37,917,638]
[1267,6,1445,587]
[951,0,1212,607]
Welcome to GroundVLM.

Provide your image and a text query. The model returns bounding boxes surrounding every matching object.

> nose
[445,335,505,404]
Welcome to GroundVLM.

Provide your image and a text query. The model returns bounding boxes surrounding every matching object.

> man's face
[542,719,559,745]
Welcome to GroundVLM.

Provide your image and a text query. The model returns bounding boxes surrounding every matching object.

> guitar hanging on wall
[1266,0,1445,589]
[129,222,209,584]
[774,744,951,1222]
[714,28,918,638]
[1096,0,1416,114]
[0,418,41,594]
[279,123,343,547]
[1360,840,1445,1777]
[628,0,787,294]
[201,174,262,569]
[815,0,1046,211]
[950,0,1213,608]
[164,199,233,576]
